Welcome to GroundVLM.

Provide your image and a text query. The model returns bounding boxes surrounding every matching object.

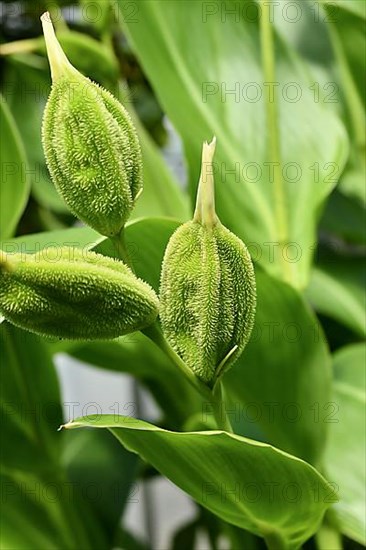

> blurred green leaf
[0,96,30,238]
[117,0,348,288]
[2,62,68,214]
[323,0,366,19]
[63,429,139,545]
[321,0,365,206]
[338,154,366,206]
[320,189,366,244]
[113,82,190,222]
[321,0,366,109]
[325,344,366,545]
[225,266,331,465]
[79,0,112,36]
[132,119,190,221]
[64,414,337,549]
[0,324,102,550]
[306,257,366,337]
[1,226,100,254]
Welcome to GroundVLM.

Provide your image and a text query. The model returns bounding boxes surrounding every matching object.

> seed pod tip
[41,11,74,81]
[194,136,218,228]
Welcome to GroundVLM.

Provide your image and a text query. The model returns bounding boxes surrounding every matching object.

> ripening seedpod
[0,247,159,340]
[41,12,143,237]
[159,138,256,386]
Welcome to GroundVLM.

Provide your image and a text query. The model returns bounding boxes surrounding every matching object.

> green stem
[212,383,233,432]
[143,324,233,432]
[111,228,134,270]
[143,323,210,399]
[260,0,291,283]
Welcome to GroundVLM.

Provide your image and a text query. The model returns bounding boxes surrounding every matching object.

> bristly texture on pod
[41,12,142,237]
[159,138,256,386]
[0,247,159,340]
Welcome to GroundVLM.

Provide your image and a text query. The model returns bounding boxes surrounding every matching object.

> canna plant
[0,3,364,550]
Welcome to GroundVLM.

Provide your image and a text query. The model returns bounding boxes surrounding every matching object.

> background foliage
[0,1,365,549]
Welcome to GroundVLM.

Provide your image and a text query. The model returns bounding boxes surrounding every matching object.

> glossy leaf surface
[64,414,337,549]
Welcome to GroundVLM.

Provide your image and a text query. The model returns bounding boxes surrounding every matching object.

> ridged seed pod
[41,12,142,237]
[0,247,159,340]
[160,138,256,386]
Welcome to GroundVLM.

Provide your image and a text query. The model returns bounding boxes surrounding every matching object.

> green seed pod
[0,247,159,340]
[41,12,142,237]
[160,138,256,386]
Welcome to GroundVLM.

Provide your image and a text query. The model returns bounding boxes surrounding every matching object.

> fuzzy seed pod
[41,12,142,237]
[160,138,256,386]
[0,247,159,340]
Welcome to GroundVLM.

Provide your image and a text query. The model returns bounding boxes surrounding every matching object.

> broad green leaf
[325,344,366,545]
[117,0,348,288]
[0,324,103,550]
[1,226,101,254]
[273,1,333,68]
[0,96,30,238]
[225,267,331,465]
[306,257,366,337]
[63,414,337,549]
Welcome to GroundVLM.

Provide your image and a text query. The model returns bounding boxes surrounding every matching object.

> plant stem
[259,0,291,284]
[212,382,233,432]
[143,324,233,432]
[143,323,211,399]
[111,228,134,270]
